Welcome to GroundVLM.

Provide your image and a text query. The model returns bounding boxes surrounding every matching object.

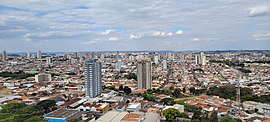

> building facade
[137,60,152,89]
[85,59,102,98]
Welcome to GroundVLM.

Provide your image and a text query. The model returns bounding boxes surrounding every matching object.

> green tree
[189,87,195,94]
[209,112,218,122]
[179,112,189,119]
[173,88,181,98]
[119,85,124,91]
[220,115,237,122]
[0,103,27,114]
[161,98,175,105]
[163,108,180,122]
[123,86,132,94]
[36,100,56,113]
[183,87,186,93]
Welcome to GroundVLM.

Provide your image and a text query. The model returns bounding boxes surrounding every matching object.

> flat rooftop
[46,108,79,119]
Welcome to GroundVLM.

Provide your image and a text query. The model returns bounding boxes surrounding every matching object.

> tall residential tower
[85,59,102,98]
[137,60,152,89]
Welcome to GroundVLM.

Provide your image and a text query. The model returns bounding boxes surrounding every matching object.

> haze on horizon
[0,0,270,52]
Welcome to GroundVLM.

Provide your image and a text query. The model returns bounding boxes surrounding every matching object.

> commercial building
[35,74,52,82]
[44,108,96,122]
[85,59,102,98]
[137,60,152,89]
[96,111,160,122]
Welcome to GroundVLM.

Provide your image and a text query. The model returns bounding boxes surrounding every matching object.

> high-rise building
[115,60,122,71]
[154,55,159,64]
[37,50,42,59]
[200,52,206,66]
[46,57,52,65]
[27,51,31,59]
[85,59,102,98]
[163,60,167,70]
[195,55,200,65]
[137,60,152,89]
[2,50,7,61]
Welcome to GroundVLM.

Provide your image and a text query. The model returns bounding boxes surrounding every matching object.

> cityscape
[1,0,270,122]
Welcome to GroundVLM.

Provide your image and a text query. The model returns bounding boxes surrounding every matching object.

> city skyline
[0,0,270,52]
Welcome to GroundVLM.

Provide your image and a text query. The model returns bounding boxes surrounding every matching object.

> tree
[0,103,27,114]
[173,88,181,98]
[119,85,124,91]
[189,87,195,94]
[220,115,237,122]
[123,86,132,94]
[163,108,180,122]
[169,86,175,91]
[161,89,172,95]
[192,110,203,121]
[179,112,189,119]
[183,87,186,93]
[36,100,56,113]
[210,112,218,122]
[161,98,175,105]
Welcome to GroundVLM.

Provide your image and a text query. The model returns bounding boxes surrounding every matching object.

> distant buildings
[35,74,52,82]
[27,51,31,59]
[115,60,122,71]
[154,55,159,64]
[46,57,52,65]
[85,59,102,98]
[137,60,152,89]
[37,50,42,59]
[195,52,206,65]
[200,52,206,66]
[1,50,7,61]
[163,60,167,70]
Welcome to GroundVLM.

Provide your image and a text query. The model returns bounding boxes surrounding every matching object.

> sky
[0,0,270,52]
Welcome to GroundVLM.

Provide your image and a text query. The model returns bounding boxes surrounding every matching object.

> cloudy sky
[0,0,270,52]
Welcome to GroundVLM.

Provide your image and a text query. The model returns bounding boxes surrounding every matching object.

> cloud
[129,34,142,40]
[163,41,170,45]
[23,33,32,42]
[108,37,118,42]
[83,39,100,45]
[0,0,270,51]
[191,38,200,42]
[100,29,116,35]
[249,6,270,17]
[252,32,270,40]
[152,31,173,37]
[176,30,184,35]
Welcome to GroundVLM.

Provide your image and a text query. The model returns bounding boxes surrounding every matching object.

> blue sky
[0,0,270,52]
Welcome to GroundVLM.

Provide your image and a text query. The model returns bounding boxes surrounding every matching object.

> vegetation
[209,112,218,122]
[0,102,50,122]
[209,60,244,67]
[119,85,124,91]
[160,98,175,105]
[141,92,155,101]
[177,102,202,113]
[123,86,132,94]
[124,73,137,80]
[0,71,36,79]
[163,108,181,122]
[220,115,238,122]
[206,85,270,103]
[189,87,207,95]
